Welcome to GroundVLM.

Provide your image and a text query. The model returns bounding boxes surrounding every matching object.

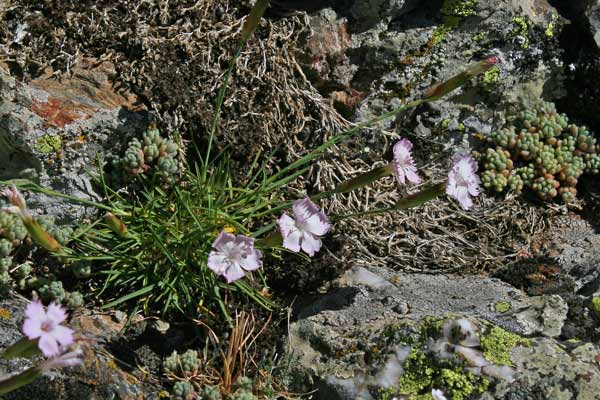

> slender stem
[332,181,446,221]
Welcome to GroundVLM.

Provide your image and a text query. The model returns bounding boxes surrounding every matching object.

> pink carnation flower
[23,301,74,357]
[278,198,331,257]
[392,139,421,185]
[446,154,481,210]
[207,231,263,283]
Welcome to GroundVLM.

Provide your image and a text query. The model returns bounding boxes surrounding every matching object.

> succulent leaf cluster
[164,349,200,377]
[0,211,27,244]
[482,101,600,202]
[113,125,181,182]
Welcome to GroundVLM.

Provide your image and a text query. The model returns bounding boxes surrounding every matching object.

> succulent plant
[201,385,222,400]
[163,349,200,377]
[0,211,27,243]
[172,380,195,400]
[39,280,66,303]
[114,125,181,183]
[483,101,600,203]
[64,291,84,308]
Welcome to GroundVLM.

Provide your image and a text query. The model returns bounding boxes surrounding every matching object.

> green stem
[332,181,446,221]
[333,164,393,194]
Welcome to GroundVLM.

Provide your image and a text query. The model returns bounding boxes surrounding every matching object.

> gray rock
[515,295,569,337]
[0,61,147,223]
[481,339,600,400]
[288,264,599,399]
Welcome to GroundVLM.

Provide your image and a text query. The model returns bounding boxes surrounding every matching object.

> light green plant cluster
[0,212,83,307]
[170,377,260,400]
[112,125,180,182]
[482,101,600,203]
[441,0,478,28]
[164,349,200,377]
[0,210,27,244]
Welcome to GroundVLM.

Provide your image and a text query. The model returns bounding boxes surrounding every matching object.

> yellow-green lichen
[493,301,512,313]
[430,0,478,46]
[483,65,500,86]
[0,307,10,320]
[439,369,488,400]
[591,297,600,319]
[480,325,530,366]
[545,13,558,37]
[511,17,530,48]
[35,134,62,154]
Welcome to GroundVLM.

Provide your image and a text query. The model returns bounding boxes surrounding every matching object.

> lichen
[511,16,530,48]
[591,297,600,319]
[482,65,501,91]
[0,307,10,320]
[480,325,530,366]
[35,134,62,154]
[494,301,512,313]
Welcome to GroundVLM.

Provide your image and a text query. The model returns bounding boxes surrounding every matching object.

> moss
[35,134,62,154]
[591,297,600,319]
[493,301,512,313]
[480,325,530,366]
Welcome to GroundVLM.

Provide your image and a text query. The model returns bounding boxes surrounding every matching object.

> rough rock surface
[0,60,147,222]
[287,264,599,399]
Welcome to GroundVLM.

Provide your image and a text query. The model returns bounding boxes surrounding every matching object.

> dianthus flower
[278,198,331,257]
[207,231,263,283]
[23,301,74,357]
[392,138,421,185]
[446,154,481,210]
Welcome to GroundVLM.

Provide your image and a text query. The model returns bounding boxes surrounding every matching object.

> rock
[288,264,600,398]
[0,59,147,223]
[585,1,600,48]
[515,294,569,337]
[480,339,600,400]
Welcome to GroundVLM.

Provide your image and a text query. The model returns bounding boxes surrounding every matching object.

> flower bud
[104,213,128,237]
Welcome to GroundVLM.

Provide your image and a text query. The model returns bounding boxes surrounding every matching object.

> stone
[515,294,569,337]
[0,59,147,223]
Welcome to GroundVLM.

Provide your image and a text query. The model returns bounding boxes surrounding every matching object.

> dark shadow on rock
[294,286,362,320]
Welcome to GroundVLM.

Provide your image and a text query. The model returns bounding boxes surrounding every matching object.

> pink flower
[207,231,263,283]
[392,139,421,185]
[446,154,481,210]
[23,301,74,357]
[278,198,331,257]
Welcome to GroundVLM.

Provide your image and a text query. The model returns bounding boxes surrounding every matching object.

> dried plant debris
[0,0,345,165]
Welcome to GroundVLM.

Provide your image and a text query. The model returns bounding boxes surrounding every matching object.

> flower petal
[304,214,330,236]
[300,232,322,257]
[211,231,236,252]
[38,334,60,357]
[223,263,246,283]
[239,249,263,272]
[282,229,302,253]
[51,325,74,348]
[207,252,229,275]
[23,317,43,339]
[457,187,473,210]
[277,213,296,237]
[405,167,421,184]
[46,303,68,324]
